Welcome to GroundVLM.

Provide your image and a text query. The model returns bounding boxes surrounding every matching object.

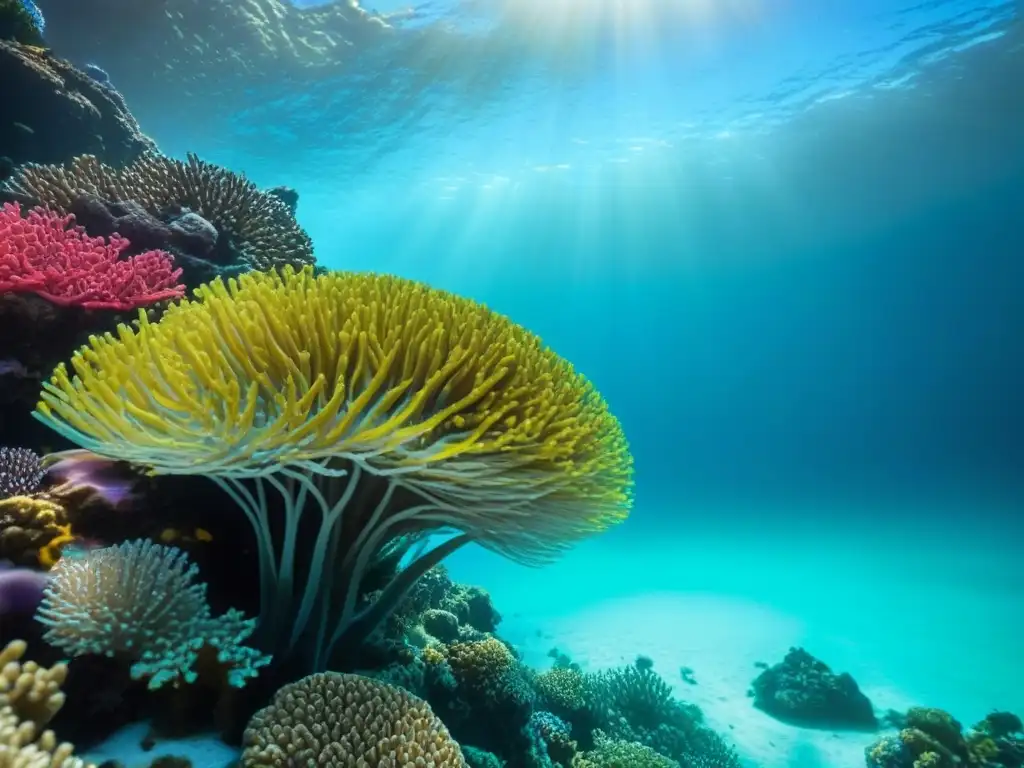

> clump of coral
[0,639,93,768]
[36,538,270,689]
[0,447,43,499]
[241,671,466,767]
[5,153,314,277]
[866,706,1024,768]
[752,647,877,730]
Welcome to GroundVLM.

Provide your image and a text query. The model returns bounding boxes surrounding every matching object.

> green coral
[0,0,44,45]
[537,667,588,717]
[574,730,679,768]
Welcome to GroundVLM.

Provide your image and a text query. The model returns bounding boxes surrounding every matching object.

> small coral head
[0,446,44,499]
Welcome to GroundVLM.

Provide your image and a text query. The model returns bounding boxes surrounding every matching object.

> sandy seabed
[85,502,1023,768]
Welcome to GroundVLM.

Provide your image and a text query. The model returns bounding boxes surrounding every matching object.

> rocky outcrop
[751,647,877,730]
[0,40,154,178]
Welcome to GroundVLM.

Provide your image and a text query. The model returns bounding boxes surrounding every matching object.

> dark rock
[751,647,877,730]
[168,211,218,258]
[0,40,154,172]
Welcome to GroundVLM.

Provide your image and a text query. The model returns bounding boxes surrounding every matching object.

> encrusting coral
[33,265,634,671]
[35,539,270,690]
[241,671,466,767]
[0,639,93,768]
[4,153,314,273]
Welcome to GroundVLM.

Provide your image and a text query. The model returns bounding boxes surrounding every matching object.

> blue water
[18,0,1024,765]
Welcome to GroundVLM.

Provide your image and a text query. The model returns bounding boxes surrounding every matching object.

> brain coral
[241,671,466,767]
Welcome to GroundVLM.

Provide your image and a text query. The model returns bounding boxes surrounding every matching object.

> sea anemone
[33,266,633,670]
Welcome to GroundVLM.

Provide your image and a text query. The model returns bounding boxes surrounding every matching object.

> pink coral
[0,202,184,310]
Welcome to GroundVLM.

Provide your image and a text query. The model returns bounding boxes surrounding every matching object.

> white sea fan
[36,539,270,689]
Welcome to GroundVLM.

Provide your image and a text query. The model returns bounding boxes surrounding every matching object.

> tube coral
[33,266,634,670]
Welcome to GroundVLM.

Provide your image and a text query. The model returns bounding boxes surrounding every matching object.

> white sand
[82,721,238,768]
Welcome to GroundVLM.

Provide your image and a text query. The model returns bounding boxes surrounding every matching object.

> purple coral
[0,447,44,499]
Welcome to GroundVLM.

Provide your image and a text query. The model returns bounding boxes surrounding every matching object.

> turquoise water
[5,0,1023,766]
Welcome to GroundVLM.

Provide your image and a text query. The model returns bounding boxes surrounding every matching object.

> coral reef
[0,40,154,172]
[33,265,634,672]
[36,539,269,690]
[4,153,315,278]
[865,707,1024,768]
[241,671,466,766]
[751,647,877,730]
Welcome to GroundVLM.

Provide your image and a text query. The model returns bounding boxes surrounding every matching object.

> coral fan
[33,266,634,671]
[0,203,184,310]
[5,153,314,272]
[0,447,43,499]
[35,538,270,689]
[241,671,466,766]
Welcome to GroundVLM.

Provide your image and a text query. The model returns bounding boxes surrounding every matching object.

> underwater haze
[2,0,1023,766]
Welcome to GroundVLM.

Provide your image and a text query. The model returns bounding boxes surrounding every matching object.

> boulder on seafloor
[0,40,155,179]
[751,647,878,730]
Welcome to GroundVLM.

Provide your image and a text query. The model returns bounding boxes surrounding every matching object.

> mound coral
[241,671,466,767]
[0,639,93,768]
[35,538,270,689]
[5,153,314,271]
[0,202,184,310]
[34,266,633,670]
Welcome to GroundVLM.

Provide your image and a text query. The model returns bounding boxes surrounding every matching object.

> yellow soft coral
[0,641,92,768]
[0,640,66,728]
[0,496,68,568]
[33,266,634,670]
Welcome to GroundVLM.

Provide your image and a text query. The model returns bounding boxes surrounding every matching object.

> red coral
[0,202,185,311]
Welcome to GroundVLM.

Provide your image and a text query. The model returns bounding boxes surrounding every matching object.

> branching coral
[34,266,634,670]
[241,671,466,767]
[5,153,314,271]
[0,639,92,768]
[0,203,184,310]
[0,640,65,728]
[35,538,270,689]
